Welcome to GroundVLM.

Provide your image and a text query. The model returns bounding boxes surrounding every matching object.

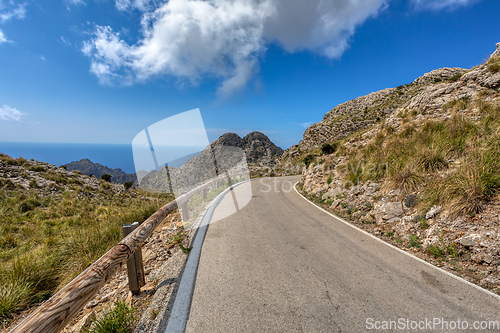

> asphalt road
[184,176,499,332]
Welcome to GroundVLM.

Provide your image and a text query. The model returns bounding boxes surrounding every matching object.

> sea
[0,142,136,174]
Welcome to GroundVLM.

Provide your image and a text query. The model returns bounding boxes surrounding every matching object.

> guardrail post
[122,222,145,295]
[202,188,208,200]
[181,201,189,221]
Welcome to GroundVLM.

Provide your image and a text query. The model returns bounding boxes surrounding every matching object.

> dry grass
[0,160,172,326]
[339,98,499,216]
[487,56,500,73]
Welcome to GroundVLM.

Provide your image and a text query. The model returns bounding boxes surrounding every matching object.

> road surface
[183,176,499,332]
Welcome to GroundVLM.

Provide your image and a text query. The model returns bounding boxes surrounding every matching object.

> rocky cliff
[282,44,500,164]
[297,42,500,294]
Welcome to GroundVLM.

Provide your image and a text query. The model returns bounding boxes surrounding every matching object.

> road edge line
[293,181,500,300]
[164,179,252,332]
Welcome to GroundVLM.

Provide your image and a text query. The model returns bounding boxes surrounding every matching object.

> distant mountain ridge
[64,158,137,184]
[64,132,283,186]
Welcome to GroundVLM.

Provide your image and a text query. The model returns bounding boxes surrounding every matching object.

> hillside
[139,131,285,193]
[295,42,500,294]
[64,158,137,184]
[0,154,171,327]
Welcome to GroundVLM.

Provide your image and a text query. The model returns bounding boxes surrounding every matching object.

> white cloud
[114,0,157,12]
[60,36,72,47]
[0,29,7,43]
[299,122,313,129]
[83,0,387,96]
[0,2,27,43]
[0,2,26,22]
[65,0,86,10]
[411,0,478,10]
[0,105,24,121]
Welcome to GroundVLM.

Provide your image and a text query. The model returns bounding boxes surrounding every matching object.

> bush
[427,245,444,258]
[408,235,422,248]
[84,301,136,333]
[303,155,316,168]
[321,143,337,155]
[101,174,112,182]
[487,56,500,73]
[447,73,463,82]
[123,181,133,190]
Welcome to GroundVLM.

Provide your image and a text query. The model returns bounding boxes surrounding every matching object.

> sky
[0,0,500,149]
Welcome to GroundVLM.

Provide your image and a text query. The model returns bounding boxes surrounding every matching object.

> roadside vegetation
[83,301,136,333]
[0,155,172,327]
[336,98,500,217]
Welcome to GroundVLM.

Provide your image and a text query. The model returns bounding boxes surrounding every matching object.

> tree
[101,174,112,182]
[124,181,133,190]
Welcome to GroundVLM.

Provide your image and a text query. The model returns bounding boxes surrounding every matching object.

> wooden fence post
[181,201,189,221]
[122,222,145,295]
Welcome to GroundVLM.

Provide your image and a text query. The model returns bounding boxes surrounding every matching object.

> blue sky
[0,0,499,149]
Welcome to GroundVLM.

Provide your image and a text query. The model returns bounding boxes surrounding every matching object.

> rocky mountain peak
[214,133,243,147]
[212,131,283,164]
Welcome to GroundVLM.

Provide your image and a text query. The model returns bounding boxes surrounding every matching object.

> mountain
[138,131,284,193]
[64,158,137,184]
[295,42,500,294]
[213,131,284,165]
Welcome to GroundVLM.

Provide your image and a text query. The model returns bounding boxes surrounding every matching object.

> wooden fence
[9,176,227,333]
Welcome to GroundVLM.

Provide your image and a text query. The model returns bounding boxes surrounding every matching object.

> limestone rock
[375,201,403,223]
[426,205,442,220]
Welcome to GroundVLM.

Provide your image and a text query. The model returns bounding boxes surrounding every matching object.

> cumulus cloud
[83,0,387,96]
[411,0,478,10]
[0,105,24,121]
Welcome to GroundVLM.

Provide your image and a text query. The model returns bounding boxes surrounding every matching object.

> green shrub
[408,235,422,248]
[84,301,136,333]
[303,155,316,168]
[447,73,463,82]
[427,245,444,258]
[123,181,133,190]
[101,174,112,182]
[321,143,337,155]
[419,217,429,229]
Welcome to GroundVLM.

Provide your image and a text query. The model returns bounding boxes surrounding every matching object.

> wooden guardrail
[10,176,229,333]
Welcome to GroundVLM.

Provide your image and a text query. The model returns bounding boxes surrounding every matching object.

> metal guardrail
[9,176,228,333]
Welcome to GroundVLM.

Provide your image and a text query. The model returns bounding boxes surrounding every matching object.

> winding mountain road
[175,176,499,332]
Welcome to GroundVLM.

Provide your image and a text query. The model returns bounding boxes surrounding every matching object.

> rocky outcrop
[213,131,284,164]
[298,42,500,294]
[0,155,125,195]
[64,158,137,184]
[138,131,284,193]
[282,43,500,165]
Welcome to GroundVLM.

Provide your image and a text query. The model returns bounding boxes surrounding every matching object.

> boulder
[426,205,442,220]
[375,201,403,223]
[404,194,418,208]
